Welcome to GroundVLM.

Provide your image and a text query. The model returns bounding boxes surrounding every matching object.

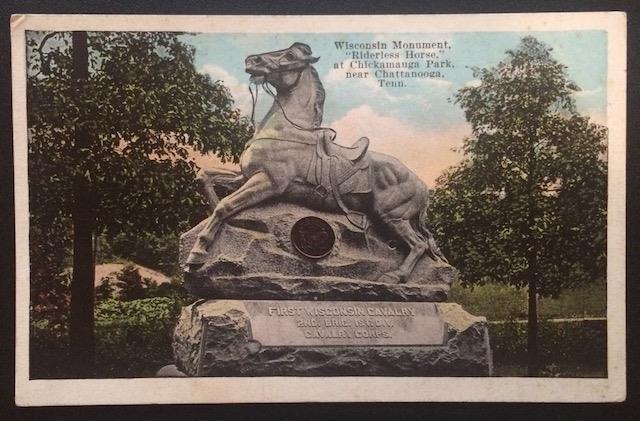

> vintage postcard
[12,13,626,404]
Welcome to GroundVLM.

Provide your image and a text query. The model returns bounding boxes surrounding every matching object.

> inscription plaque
[244,300,446,346]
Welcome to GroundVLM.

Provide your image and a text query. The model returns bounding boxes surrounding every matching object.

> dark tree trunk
[69,31,95,377]
[525,126,540,377]
[527,274,539,376]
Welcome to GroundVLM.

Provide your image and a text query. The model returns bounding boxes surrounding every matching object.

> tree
[113,265,148,301]
[27,31,253,375]
[430,37,607,376]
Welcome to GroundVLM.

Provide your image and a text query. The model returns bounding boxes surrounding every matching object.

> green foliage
[28,212,73,325]
[451,281,606,321]
[431,36,607,296]
[93,297,182,377]
[27,31,252,329]
[32,296,184,378]
[95,276,116,302]
[32,280,192,378]
[106,231,182,276]
[145,282,193,307]
[27,31,253,237]
[112,264,148,301]
[538,281,606,318]
[29,312,72,379]
[450,283,527,320]
[490,319,606,376]
[96,264,192,304]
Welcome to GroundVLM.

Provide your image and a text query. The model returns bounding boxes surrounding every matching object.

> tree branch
[37,32,60,76]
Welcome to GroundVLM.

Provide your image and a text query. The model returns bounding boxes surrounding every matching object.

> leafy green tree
[95,276,116,302]
[430,36,607,376]
[27,31,252,374]
[112,264,149,301]
[108,231,182,277]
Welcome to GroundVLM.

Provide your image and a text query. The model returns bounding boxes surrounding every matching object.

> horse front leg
[197,168,245,212]
[377,218,427,284]
[186,171,280,270]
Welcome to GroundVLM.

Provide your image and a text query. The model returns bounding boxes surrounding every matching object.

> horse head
[245,43,320,91]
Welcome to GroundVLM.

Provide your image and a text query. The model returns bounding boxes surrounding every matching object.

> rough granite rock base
[173,299,493,377]
[180,202,457,301]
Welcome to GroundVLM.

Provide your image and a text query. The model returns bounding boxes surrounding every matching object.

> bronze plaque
[290,216,336,258]
[244,300,446,346]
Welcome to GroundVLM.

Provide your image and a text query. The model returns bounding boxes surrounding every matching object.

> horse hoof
[184,263,204,273]
[186,250,208,265]
[378,272,405,284]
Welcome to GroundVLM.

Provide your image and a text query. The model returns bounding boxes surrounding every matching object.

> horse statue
[186,42,446,284]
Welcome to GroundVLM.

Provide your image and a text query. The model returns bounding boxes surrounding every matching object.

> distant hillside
[94,263,173,287]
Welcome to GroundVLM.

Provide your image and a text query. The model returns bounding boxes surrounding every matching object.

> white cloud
[328,105,470,186]
[324,62,399,103]
[323,62,446,129]
[573,86,602,97]
[186,104,471,186]
[464,79,482,88]
[582,108,607,126]
[200,64,253,116]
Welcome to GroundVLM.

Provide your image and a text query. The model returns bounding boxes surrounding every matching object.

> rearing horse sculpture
[187,42,446,283]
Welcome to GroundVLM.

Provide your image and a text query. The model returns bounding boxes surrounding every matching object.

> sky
[185,31,607,186]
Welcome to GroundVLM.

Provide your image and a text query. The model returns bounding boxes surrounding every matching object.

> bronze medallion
[290,216,335,259]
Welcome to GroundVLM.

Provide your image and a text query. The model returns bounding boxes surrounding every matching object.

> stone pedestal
[172,299,493,376]
[180,203,457,301]
[172,203,492,377]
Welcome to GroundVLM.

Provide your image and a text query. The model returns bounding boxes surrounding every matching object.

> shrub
[31,295,187,379]
[29,315,71,379]
[107,231,182,277]
[112,264,148,301]
[95,276,116,302]
[489,318,607,376]
[450,283,528,320]
[93,297,183,377]
[451,281,606,321]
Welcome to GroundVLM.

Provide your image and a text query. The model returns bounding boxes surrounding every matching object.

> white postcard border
[12,12,627,405]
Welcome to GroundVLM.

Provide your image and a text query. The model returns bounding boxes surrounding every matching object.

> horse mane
[305,66,325,127]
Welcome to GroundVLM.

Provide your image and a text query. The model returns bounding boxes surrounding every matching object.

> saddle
[306,130,372,230]
[324,135,369,162]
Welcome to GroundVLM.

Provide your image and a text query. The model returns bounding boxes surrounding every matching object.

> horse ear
[291,42,312,54]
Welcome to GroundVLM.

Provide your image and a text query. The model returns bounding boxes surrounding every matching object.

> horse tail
[417,197,448,263]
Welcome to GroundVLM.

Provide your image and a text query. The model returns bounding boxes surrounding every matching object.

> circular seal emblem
[290,216,336,259]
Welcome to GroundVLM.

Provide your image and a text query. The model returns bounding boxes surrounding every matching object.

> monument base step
[173,299,493,377]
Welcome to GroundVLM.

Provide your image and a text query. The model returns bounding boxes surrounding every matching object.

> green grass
[538,282,606,318]
[494,363,606,378]
[450,281,606,321]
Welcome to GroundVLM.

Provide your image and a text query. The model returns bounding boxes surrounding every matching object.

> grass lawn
[450,280,606,321]
[494,363,606,378]
[449,280,607,378]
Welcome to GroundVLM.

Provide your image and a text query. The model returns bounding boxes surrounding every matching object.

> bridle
[247,57,336,139]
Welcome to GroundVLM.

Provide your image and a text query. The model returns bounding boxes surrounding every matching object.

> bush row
[31,298,607,378]
[94,297,183,377]
[30,297,182,378]
[489,318,607,375]
[451,282,606,320]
